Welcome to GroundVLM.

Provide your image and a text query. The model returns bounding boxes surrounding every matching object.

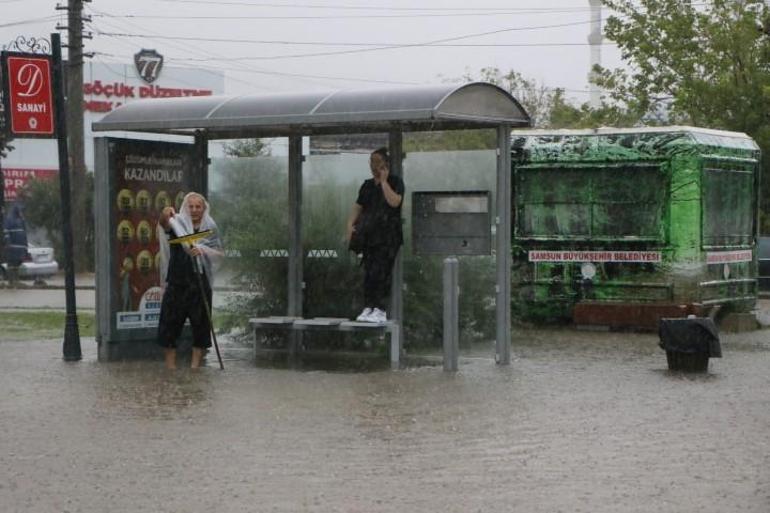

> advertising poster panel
[107,139,198,337]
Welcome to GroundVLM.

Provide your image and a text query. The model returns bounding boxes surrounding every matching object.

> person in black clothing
[346,147,404,323]
[156,192,223,369]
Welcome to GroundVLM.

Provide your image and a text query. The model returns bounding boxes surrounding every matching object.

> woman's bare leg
[164,348,176,370]
[191,347,203,369]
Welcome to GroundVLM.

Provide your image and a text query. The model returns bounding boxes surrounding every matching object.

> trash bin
[658,317,721,372]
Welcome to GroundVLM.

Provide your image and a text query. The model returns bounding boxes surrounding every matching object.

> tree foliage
[17,173,95,270]
[443,67,639,131]
[459,67,564,127]
[596,0,770,230]
[221,138,271,158]
[0,132,11,159]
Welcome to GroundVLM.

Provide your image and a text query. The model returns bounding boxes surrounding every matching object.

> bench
[249,316,401,369]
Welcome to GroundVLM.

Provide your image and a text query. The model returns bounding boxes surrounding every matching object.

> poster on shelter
[109,140,197,330]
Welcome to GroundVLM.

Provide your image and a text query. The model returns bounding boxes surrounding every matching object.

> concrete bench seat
[249,316,401,369]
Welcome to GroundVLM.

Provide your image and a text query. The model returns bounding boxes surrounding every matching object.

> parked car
[760,237,770,293]
[1,243,59,282]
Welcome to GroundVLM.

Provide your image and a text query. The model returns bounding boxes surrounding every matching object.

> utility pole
[587,0,603,109]
[56,0,91,272]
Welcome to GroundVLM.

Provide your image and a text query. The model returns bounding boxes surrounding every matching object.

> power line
[86,7,416,89]
[92,31,611,48]
[90,9,596,20]
[85,3,611,91]
[0,15,59,29]
[88,45,596,95]
[173,0,712,11]
[95,48,422,86]
[164,41,616,63]
[91,18,604,62]
[92,19,599,46]
[155,0,603,11]
[84,14,260,90]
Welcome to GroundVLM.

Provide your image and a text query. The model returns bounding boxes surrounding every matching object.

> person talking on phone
[345,147,404,323]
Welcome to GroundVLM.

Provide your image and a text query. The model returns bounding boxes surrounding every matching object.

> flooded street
[1,329,769,513]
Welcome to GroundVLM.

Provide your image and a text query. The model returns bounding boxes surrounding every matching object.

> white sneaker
[369,308,387,323]
[356,307,373,322]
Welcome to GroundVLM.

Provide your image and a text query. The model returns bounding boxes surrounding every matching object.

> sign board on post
[0,52,55,138]
[412,191,492,256]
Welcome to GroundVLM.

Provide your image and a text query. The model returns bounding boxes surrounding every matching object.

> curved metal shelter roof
[92,82,531,138]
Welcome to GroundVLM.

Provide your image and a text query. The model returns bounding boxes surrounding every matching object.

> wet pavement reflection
[1,328,768,512]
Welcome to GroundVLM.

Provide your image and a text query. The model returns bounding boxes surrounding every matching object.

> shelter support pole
[495,124,512,365]
[93,138,112,361]
[388,131,404,365]
[287,136,304,359]
[194,131,209,194]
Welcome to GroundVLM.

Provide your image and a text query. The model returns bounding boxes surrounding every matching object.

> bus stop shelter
[92,82,531,366]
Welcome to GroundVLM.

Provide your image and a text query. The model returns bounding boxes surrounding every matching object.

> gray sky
[1,0,623,104]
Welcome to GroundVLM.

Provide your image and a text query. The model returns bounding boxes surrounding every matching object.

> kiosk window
[516,165,664,240]
[702,160,754,246]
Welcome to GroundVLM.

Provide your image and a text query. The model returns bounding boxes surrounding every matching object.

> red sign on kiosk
[1,52,55,138]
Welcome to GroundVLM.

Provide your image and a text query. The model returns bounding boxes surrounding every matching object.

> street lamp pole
[51,32,81,361]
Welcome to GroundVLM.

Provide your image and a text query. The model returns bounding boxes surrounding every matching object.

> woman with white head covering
[156,192,223,369]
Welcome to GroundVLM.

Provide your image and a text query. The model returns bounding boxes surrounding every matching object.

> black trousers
[156,279,213,349]
[362,245,399,310]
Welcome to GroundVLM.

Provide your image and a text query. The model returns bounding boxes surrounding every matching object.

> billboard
[96,138,200,345]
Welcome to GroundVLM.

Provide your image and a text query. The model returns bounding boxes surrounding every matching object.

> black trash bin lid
[658,317,721,358]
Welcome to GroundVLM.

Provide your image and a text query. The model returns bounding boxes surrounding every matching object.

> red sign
[2,167,58,201]
[81,80,213,113]
[706,250,753,264]
[1,52,55,138]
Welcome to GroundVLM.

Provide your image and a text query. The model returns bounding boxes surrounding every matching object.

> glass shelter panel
[208,155,289,316]
[209,146,500,350]
[402,148,498,349]
[302,153,370,318]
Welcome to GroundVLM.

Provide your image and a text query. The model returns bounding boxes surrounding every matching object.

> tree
[407,68,575,152]
[596,0,770,230]
[442,67,638,131]
[18,173,95,271]
[0,120,12,262]
[0,128,11,159]
[221,138,271,158]
[458,67,566,127]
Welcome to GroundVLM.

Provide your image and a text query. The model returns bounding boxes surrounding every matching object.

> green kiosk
[511,126,761,328]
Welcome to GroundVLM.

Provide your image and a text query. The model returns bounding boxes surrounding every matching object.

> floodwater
[1,329,769,513]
